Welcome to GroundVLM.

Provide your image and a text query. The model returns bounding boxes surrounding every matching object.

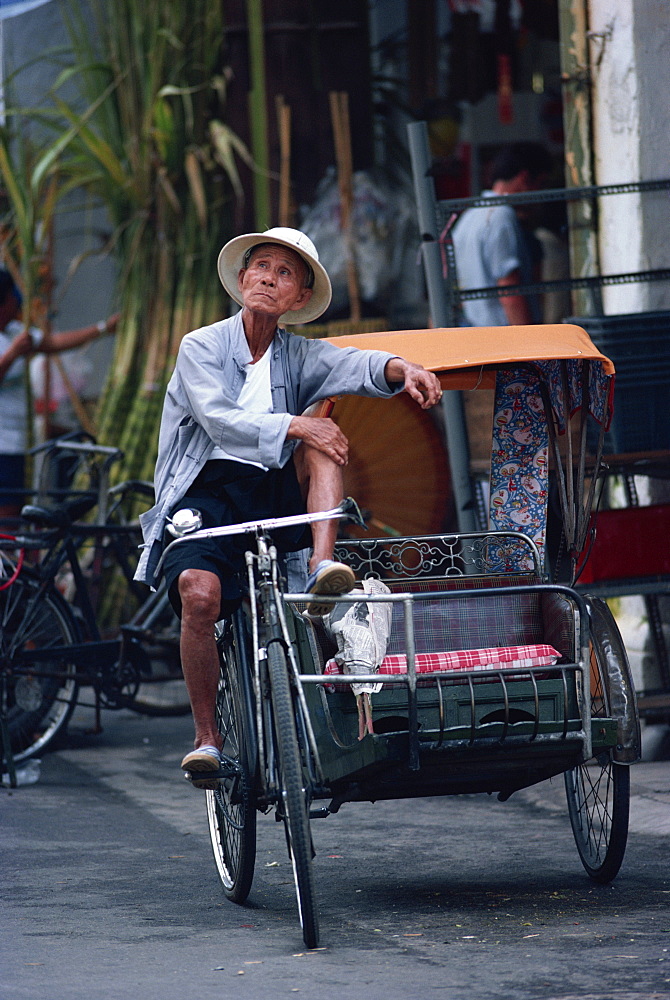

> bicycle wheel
[206,627,256,902]
[122,596,190,717]
[0,575,79,762]
[98,480,189,717]
[565,757,630,883]
[564,602,631,883]
[0,536,24,591]
[266,640,320,948]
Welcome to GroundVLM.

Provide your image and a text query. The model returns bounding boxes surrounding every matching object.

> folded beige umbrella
[327,392,452,539]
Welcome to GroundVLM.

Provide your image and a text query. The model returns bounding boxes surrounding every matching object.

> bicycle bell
[166,507,203,537]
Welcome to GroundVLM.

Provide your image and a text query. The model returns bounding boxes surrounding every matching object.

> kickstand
[95,688,103,734]
[87,687,104,736]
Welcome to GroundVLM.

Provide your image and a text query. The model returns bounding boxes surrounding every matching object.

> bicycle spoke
[206,625,256,903]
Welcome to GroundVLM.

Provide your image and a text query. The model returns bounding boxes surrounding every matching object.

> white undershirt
[210,347,273,469]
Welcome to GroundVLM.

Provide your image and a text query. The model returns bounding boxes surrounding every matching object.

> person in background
[134,226,443,787]
[0,268,118,518]
[451,142,553,327]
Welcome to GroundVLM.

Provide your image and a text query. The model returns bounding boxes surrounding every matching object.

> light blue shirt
[451,192,540,326]
[136,311,400,586]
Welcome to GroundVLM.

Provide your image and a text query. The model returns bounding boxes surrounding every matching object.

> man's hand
[287,415,349,465]
[8,328,33,358]
[384,357,443,409]
[106,312,121,334]
[498,270,534,325]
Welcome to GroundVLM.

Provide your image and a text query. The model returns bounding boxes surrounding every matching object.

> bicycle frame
[244,535,327,798]
[196,502,604,950]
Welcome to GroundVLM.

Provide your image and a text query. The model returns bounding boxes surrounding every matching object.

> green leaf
[185,149,207,226]
[209,120,255,198]
[30,122,81,195]
[0,141,29,235]
[51,96,127,188]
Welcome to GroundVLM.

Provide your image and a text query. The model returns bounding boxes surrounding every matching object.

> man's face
[238,244,313,318]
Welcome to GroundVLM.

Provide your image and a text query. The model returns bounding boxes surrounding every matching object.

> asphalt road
[3,703,670,1000]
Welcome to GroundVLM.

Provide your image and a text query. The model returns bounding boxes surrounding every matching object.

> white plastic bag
[323,579,392,738]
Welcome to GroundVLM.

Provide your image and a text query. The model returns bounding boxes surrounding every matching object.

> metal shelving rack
[408,119,670,710]
[408,120,670,327]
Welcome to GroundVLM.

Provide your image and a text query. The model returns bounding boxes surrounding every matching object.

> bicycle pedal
[183,763,240,783]
[183,769,220,788]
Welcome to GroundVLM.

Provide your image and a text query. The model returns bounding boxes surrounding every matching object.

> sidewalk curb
[516,761,670,837]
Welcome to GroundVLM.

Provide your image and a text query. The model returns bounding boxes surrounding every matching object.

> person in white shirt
[0,268,118,518]
[451,143,552,327]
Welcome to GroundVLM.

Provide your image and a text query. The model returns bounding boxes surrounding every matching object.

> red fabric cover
[323,644,560,680]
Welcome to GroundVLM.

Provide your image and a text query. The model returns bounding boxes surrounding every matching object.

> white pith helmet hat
[217,226,332,324]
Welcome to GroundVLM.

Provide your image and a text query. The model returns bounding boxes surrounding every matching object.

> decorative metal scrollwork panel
[334,531,541,583]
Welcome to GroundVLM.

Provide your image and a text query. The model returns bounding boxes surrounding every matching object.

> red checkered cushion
[381,644,560,674]
[323,644,560,684]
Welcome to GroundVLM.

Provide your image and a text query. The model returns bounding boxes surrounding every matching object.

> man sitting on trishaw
[135,226,443,787]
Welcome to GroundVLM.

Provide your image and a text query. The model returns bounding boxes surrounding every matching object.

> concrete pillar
[588,0,670,313]
[587,1,670,723]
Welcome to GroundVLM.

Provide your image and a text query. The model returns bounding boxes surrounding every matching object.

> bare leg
[177,568,223,751]
[293,445,343,573]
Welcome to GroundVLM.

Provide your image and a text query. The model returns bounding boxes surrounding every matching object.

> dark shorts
[162,458,311,618]
[0,453,26,507]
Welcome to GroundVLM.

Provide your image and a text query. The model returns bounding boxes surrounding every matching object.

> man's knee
[178,569,221,622]
[295,443,341,484]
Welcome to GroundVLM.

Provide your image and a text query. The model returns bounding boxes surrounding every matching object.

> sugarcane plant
[62,0,256,483]
[1,0,252,485]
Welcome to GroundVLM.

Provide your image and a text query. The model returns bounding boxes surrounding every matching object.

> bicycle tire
[266,640,320,948]
[565,757,630,883]
[122,600,190,718]
[206,627,257,902]
[564,607,631,882]
[1,574,80,762]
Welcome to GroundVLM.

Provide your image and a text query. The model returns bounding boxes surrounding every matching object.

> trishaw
[169,323,640,949]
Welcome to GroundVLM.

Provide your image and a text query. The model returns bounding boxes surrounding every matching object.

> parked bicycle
[0,438,188,782]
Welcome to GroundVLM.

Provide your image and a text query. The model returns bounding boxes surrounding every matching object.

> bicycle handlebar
[29,436,123,460]
[0,532,57,552]
[108,479,155,500]
[155,497,365,578]
[28,430,96,454]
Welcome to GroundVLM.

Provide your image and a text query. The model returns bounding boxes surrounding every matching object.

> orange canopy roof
[327,323,615,390]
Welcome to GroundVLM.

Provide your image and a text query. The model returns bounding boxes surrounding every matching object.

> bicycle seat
[20,493,98,528]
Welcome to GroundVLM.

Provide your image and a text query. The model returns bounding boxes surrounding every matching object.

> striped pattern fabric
[323,643,560,683]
